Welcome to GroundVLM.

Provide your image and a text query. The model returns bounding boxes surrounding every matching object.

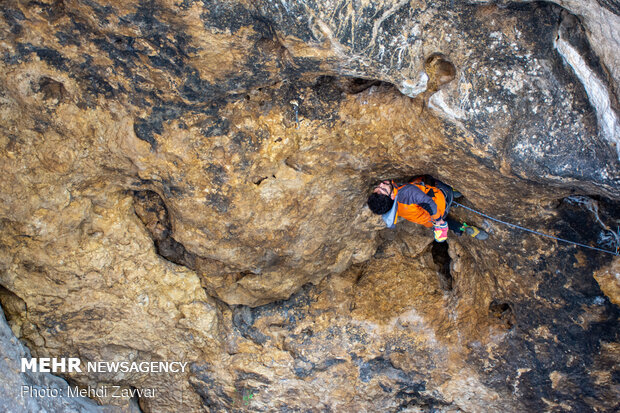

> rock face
[0,0,619,411]
[0,306,135,412]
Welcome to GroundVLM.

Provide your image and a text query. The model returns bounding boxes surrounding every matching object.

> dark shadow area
[0,285,27,332]
[313,75,397,98]
[38,76,67,101]
[465,191,620,412]
[431,242,452,291]
[488,300,515,330]
[133,190,196,268]
[557,194,620,257]
[339,77,385,95]
[424,53,456,94]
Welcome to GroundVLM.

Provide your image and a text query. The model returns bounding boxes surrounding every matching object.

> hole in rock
[424,53,456,93]
[38,76,66,101]
[488,300,515,330]
[253,176,268,185]
[431,242,452,291]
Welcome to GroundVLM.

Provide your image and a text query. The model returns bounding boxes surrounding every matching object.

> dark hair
[367,193,394,214]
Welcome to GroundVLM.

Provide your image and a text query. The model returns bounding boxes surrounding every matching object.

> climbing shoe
[461,223,488,240]
[453,190,463,199]
[433,221,449,242]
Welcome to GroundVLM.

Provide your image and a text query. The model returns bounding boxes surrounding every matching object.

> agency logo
[21,358,188,373]
[21,358,82,373]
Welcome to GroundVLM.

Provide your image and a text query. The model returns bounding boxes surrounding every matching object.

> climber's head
[367,180,395,214]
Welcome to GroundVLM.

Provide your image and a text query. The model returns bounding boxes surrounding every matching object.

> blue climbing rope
[453,201,619,256]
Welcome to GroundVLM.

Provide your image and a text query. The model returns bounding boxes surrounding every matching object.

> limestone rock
[475,0,620,98]
[0,0,619,412]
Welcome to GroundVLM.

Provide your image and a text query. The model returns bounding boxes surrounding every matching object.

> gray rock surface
[0,308,133,413]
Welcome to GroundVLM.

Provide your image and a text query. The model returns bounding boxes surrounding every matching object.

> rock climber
[367,175,488,242]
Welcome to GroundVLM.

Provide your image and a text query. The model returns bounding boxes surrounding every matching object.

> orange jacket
[392,179,447,227]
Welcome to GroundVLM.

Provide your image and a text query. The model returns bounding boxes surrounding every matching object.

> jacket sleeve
[397,185,438,217]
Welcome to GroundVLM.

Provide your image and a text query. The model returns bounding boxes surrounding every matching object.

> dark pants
[446,218,464,236]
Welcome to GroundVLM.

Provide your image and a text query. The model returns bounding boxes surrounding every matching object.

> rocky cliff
[0,0,619,411]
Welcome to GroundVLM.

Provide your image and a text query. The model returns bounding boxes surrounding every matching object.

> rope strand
[453,201,619,256]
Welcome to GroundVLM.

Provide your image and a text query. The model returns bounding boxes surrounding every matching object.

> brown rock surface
[0,0,619,411]
[595,258,620,306]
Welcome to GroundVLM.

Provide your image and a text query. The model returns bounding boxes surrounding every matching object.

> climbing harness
[453,201,619,256]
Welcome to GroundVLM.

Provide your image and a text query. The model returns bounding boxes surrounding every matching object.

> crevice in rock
[132,189,307,310]
[341,78,383,94]
[253,176,268,185]
[313,75,396,97]
[354,355,409,383]
[132,189,250,311]
[0,285,27,335]
[252,174,276,185]
[373,239,395,260]
[395,383,452,412]
[132,190,196,268]
[431,242,452,291]
[231,305,269,345]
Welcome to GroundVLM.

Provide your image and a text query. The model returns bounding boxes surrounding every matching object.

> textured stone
[0,306,136,412]
[0,0,619,411]
[594,258,620,306]
[469,0,620,157]
[480,0,620,99]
